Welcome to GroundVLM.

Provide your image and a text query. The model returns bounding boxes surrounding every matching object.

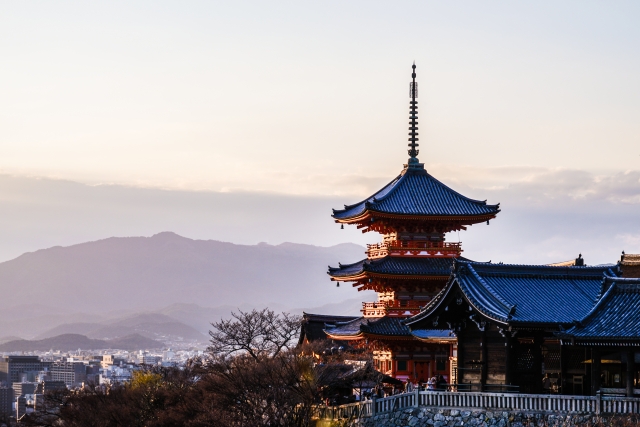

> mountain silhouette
[0,333,163,352]
[0,232,365,322]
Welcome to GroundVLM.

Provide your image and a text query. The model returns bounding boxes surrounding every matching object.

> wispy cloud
[0,166,638,266]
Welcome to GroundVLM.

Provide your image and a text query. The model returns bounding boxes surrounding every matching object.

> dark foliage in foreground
[20,353,317,427]
[19,310,367,427]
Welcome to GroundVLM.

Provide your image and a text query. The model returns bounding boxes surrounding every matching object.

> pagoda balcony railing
[366,241,461,259]
[362,300,424,318]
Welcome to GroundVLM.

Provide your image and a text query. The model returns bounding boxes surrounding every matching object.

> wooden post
[504,335,512,387]
[371,395,377,415]
[626,350,635,397]
[559,342,565,395]
[480,330,488,392]
[533,334,543,394]
[591,348,601,396]
[457,329,465,386]
[414,388,419,407]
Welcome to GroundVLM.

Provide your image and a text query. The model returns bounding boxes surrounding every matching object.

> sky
[1,1,639,266]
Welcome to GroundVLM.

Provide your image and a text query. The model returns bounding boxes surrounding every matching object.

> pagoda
[323,63,500,383]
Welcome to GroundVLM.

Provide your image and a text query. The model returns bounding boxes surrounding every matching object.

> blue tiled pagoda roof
[328,256,462,279]
[406,260,619,327]
[361,317,412,337]
[559,278,640,342]
[332,165,500,221]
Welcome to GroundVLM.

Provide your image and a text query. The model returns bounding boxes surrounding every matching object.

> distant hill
[0,232,364,313]
[0,336,22,344]
[35,313,206,341]
[0,233,367,339]
[0,333,163,352]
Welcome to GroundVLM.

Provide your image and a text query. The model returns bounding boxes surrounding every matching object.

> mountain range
[0,233,370,340]
[0,333,163,352]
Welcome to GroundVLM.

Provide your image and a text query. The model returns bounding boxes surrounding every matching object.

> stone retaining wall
[317,407,639,427]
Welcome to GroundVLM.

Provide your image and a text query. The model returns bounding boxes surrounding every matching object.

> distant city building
[0,386,13,415]
[100,366,133,385]
[85,362,101,384]
[50,361,86,387]
[12,382,36,400]
[100,355,114,368]
[0,356,50,383]
[138,351,161,365]
[34,381,66,395]
[15,396,26,421]
[162,349,175,361]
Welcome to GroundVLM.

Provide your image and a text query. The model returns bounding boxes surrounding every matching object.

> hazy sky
[1,2,639,265]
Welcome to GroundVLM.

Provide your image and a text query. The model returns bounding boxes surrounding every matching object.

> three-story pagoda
[324,64,500,383]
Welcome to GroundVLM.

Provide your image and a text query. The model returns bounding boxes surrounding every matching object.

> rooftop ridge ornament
[407,62,423,170]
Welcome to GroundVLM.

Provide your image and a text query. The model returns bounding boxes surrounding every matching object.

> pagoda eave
[361,333,414,341]
[330,273,450,282]
[411,336,457,344]
[324,332,363,341]
[334,211,498,227]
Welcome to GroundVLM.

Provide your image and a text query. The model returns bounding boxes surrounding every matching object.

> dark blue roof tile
[411,329,457,340]
[325,316,414,338]
[406,260,618,326]
[323,317,368,338]
[332,166,499,220]
[560,278,640,341]
[361,317,412,337]
[328,256,460,278]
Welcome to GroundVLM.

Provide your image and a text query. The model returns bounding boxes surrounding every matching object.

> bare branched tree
[208,308,301,359]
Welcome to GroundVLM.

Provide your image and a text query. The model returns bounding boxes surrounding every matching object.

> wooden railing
[361,300,423,317]
[315,390,640,420]
[366,241,462,258]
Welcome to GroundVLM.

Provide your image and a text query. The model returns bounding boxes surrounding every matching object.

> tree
[208,308,301,360]
[22,309,374,427]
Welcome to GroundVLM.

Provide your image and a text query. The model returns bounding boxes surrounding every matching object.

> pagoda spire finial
[407,62,420,164]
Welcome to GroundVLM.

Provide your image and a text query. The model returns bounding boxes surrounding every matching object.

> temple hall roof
[406,260,619,327]
[324,315,457,343]
[328,256,460,279]
[323,317,368,340]
[558,278,640,343]
[332,164,500,222]
[299,313,360,344]
[324,316,413,339]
